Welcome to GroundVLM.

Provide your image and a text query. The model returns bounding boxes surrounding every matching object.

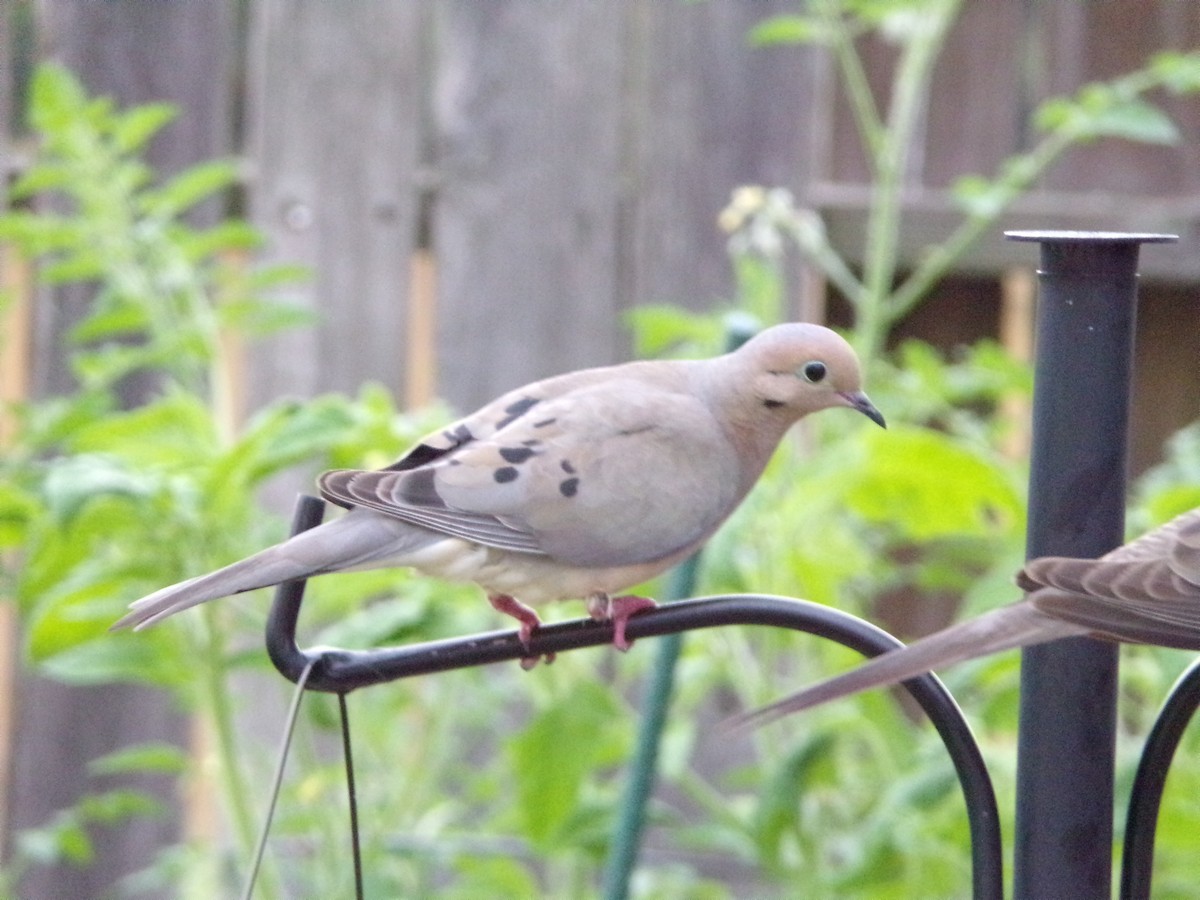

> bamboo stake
[1000,266,1036,459]
[0,241,34,850]
[184,247,251,871]
[406,248,437,409]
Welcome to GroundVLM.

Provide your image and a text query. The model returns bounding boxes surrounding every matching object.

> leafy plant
[0,64,459,896]
[739,0,1200,361]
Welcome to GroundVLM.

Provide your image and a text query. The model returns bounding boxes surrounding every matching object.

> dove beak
[841,391,886,428]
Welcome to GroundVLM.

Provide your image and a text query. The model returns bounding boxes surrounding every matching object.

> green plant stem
[887,60,1174,323]
[601,558,696,900]
[888,130,1074,321]
[856,0,960,362]
[814,0,884,161]
[783,213,865,304]
[200,606,282,899]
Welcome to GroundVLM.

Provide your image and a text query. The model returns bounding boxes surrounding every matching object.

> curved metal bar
[1119,657,1200,900]
[267,495,1002,899]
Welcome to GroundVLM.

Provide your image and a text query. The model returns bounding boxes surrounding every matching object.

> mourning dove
[113,323,885,659]
[737,507,1200,727]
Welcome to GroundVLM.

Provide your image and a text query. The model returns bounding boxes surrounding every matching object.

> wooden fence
[2,1,1199,894]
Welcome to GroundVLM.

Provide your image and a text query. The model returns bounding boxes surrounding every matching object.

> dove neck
[697,357,794,492]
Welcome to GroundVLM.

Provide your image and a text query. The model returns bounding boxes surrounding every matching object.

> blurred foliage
[5,4,1200,896]
[0,64,462,897]
[739,1,1200,362]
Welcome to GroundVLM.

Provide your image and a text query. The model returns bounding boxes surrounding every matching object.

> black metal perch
[267,494,1003,898]
[261,230,1195,899]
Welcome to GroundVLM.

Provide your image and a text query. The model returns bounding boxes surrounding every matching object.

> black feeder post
[1006,231,1176,899]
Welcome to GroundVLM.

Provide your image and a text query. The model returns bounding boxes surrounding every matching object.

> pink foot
[488,594,554,668]
[587,593,657,651]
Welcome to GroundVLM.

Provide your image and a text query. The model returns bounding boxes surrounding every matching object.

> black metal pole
[1006,231,1175,899]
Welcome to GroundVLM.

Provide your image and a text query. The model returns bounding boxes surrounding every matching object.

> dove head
[726,323,885,429]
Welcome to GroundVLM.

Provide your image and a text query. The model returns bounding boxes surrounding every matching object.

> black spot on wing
[559,477,580,497]
[533,417,557,428]
[397,468,441,506]
[494,466,519,483]
[499,445,537,464]
[560,459,576,474]
[762,399,785,410]
[496,396,540,430]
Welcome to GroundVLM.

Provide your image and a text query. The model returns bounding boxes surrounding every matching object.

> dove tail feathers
[732,601,1088,728]
[112,511,428,631]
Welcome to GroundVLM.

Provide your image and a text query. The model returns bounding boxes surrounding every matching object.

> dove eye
[800,361,827,384]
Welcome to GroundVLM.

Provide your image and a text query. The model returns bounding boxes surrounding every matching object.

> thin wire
[338,692,364,900]
[240,657,316,900]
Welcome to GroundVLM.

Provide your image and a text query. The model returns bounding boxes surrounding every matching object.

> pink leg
[587,593,657,651]
[488,594,553,669]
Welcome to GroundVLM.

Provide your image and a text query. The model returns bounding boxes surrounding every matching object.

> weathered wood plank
[245,0,428,407]
[622,0,819,321]
[431,0,627,410]
[923,1,1025,187]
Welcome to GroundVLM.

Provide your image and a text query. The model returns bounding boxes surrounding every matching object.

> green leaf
[41,455,157,526]
[68,305,149,344]
[1150,51,1200,94]
[17,815,94,866]
[313,591,432,647]
[243,262,311,291]
[451,857,540,898]
[1037,90,1179,145]
[8,161,72,198]
[180,219,264,259]
[951,174,1008,219]
[78,788,163,823]
[217,297,315,337]
[143,160,238,218]
[28,64,89,133]
[34,632,191,689]
[89,742,189,776]
[111,102,177,154]
[623,305,725,358]
[748,15,831,46]
[1087,98,1179,145]
[0,482,38,548]
[842,425,1023,541]
[0,211,83,254]
[506,680,629,849]
[41,251,105,285]
[69,393,216,468]
[1142,484,1200,529]
[754,733,837,870]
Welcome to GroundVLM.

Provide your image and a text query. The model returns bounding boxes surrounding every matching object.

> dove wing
[321,373,742,568]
